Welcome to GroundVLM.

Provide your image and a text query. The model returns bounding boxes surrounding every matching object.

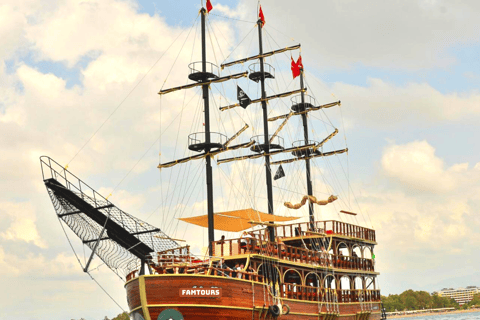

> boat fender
[269,305,281,317]
[282,304,290,315]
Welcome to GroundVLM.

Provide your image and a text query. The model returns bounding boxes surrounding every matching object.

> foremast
[200,7,216,258]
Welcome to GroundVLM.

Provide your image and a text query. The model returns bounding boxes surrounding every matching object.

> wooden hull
[126,274,381,320]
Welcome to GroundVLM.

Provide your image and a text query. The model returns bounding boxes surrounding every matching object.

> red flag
[291,55,303,79]
[206,0,213,13]
[259,6,265,27]
[296,55,303,70]
[291,57,300,79]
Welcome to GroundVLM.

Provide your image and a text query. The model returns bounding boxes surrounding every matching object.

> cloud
[0,201,47,248]
[381,140,456,192]
[325,78,480,128]
[244,0,480,70]
[357,140,480,291]
[0,4,27,61]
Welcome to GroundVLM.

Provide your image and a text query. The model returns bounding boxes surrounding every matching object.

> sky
[1,0,480,319]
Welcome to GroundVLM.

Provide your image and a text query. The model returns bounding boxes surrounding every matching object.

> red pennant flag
[291,55,303,79]
[206,0,213,13]
[259,6,265,27]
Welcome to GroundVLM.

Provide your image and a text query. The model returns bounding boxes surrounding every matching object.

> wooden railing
[250,220,376,242]
[211,238,375,272]
[152,265,264,282]
[280,285,381,303]
[157,245,193,265]
[336,289,381,302]
[331,254,375,271]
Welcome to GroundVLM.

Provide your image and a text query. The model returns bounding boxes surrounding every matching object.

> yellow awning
[178,208,299,232]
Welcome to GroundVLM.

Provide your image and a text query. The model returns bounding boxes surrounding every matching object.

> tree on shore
[381,290,459,312]
[112,312,129,320]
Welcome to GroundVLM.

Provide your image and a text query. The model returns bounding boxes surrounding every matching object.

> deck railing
[211,238,375,272]
[252,220,375,242]
[279,284,381,302]
[152,265,264,282]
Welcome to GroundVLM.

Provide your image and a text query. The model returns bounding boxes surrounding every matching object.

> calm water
[402,312,480,320]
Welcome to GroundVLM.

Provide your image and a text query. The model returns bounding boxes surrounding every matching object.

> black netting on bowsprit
[46,185,185,278]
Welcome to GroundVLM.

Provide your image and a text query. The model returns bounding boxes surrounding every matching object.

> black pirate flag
[237,85,251,109]
[273,165,285,180]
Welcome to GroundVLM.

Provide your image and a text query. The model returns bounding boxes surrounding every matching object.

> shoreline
[388,308,480,319]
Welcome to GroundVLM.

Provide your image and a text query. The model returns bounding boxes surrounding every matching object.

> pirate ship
[41,2,383,320]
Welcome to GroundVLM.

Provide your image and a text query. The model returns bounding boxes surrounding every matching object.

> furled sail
[179,208,299,232]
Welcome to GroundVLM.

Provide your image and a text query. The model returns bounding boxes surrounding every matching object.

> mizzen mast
[298,67,315,229]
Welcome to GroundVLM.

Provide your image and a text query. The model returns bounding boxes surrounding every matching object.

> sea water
[404,311,480,320]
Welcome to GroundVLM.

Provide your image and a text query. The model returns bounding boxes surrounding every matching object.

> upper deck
[250,220,376,244]
[129,219,378,281]
[209,220,377,274]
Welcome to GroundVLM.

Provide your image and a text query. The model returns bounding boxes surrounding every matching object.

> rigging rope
[210,12,256,24]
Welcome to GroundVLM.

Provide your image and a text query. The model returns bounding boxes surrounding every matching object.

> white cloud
[0,4,27,61]
[381,140,455,192]
[0,201,47,248]
[325,78,480,128]
[245,0,480,70]
[357,140,480,284]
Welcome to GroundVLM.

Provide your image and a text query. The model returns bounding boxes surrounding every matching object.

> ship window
[284,269,302,285]
[324,274,336,289]
[339,275,351,290]
[352,245,362,258]
[354,276,363,290]
[305,273,321,287]
[364,247,373,259]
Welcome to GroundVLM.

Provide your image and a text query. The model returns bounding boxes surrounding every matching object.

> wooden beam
[158,72,247,95]
[221,44,301,69]
[340,210,357,216]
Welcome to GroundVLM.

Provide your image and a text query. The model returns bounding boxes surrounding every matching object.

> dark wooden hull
[126,275,381,320]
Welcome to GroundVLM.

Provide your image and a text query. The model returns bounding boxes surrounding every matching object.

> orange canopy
[178,208,299,232]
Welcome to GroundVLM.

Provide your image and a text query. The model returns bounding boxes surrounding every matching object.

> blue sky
[1,0,480,319]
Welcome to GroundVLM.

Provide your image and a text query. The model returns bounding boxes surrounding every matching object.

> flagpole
[257,13,275,243]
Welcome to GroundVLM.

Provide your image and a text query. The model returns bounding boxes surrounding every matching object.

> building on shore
[434,286,480,305]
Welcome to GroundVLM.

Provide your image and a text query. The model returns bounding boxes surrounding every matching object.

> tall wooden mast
[200,7,215,256]
[257,17,275,242]
[298,69,315,230]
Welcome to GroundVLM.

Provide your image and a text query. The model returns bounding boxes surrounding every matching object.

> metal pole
[201,8,215,256]
[299,70,315,230]
[83,215,109,273]
[257,19,275,242]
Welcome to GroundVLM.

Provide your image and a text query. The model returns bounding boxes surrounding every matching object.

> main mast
[257,17,275,242]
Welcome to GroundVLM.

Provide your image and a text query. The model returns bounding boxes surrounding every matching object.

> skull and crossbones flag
[274,165,285,180]
[237,85,252,109]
